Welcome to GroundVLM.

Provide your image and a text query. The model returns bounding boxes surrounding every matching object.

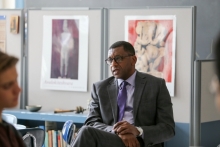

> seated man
[70,41,175,147]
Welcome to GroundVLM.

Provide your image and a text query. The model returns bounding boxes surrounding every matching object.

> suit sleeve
[141,79,175,146]
[84,83,114,132]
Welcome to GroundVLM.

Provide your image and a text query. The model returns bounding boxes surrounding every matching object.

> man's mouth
[112,69,119,75]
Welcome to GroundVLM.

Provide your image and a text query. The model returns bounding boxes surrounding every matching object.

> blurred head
[0,51,21,112]
[214,33,220,111]
[106,41,137,80]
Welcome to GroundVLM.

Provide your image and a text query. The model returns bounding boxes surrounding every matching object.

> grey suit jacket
[84,71,175,147]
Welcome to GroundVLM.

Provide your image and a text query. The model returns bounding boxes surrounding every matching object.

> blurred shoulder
[93,76,116,87]
[136,71,165,82]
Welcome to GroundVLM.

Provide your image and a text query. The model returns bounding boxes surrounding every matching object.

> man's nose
[111,59,118,66]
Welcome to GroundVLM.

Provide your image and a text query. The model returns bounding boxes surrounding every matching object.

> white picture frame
[41,15,89,92]
[125,15,176,96]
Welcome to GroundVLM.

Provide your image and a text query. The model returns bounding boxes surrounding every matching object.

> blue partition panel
[165,122,189,147]
[201,120,220,147]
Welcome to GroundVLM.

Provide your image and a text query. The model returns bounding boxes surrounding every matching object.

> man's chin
[112,72,119,78]
[113,73,121,78]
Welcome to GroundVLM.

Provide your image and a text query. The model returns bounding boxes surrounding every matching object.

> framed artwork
[10,15,19,34]
[41,15,89,92]
[0,15,6,52]
[125,15,176,96]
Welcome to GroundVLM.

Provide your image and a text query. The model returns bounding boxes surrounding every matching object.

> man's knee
[78,126,95,135]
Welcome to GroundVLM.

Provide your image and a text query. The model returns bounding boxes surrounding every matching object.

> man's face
[107,46,137,80]
[0,66,21,111]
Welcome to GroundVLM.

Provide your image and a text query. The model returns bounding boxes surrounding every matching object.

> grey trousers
[71,126,144,147]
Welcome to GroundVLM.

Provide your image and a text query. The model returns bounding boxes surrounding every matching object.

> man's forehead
[108,46,126,57]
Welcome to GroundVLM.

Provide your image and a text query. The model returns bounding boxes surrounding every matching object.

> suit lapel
[133,72,147,122]
[107,79,118,124]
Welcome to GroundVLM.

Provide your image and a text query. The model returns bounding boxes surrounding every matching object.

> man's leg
[71,126,126,147]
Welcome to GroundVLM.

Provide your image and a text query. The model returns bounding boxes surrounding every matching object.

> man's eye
[108,58,113,62]
[115,56,122,61]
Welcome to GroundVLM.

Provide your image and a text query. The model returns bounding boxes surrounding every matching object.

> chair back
[62,120,76,145]
[2,113,17,124]
[19,128,45,147]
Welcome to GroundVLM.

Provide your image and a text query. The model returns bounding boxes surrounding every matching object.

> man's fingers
[116,126,129,134]
[113,121,127,129]
[118,130,127,135]
[116,123,136,135]
[118,134,140,147]
[115,125,126,134]
[127,139,140,147]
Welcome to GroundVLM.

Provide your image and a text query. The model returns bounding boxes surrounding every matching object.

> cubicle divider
[0,9,24,109]
[27,8,103,111]
[106,7,195,147]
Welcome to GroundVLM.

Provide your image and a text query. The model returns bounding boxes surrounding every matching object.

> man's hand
[113,121,140,136]
[118,133,140,147]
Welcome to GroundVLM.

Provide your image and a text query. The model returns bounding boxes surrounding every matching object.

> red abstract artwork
[127,18,174,83]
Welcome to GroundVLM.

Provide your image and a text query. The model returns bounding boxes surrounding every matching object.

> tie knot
[120,81,128,90]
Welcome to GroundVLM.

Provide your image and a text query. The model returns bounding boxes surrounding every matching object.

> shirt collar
[117,71,136,87]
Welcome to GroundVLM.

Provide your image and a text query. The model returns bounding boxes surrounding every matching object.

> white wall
[0,0,3,8]
[27,10,102,111]
[108,8,193,123]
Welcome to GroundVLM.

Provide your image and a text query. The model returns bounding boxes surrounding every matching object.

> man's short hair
[109,41,135,55]
[0,51,18,73]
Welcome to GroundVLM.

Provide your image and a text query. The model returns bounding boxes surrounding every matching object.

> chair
[19,128,45,147]
[62,120,76,145]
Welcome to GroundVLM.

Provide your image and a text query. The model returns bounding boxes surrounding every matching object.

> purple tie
[117,81,128,121]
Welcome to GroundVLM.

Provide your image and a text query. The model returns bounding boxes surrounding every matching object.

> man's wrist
[136,127,143,136]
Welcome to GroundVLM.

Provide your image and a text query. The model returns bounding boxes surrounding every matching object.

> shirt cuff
[136,127,143,137]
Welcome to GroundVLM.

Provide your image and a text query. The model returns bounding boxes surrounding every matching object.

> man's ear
[131,55,137,65]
